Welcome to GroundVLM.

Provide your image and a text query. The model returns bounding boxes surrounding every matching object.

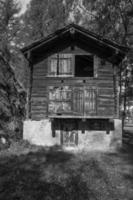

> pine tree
[0,0,25,146]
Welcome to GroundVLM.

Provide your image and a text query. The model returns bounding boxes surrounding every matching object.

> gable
[21,24,129,65]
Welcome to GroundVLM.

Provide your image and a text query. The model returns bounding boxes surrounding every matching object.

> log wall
[26,49,118,120]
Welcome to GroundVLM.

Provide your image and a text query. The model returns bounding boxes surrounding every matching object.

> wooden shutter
[73,87,84,115]
[48,54,72,76]
[48,86,72,114]
[48,55,58,76]
[84,88,96,114]
[72,87,97,115]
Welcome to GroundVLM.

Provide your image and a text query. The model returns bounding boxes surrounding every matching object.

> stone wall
[23,119,122,150]
[23,120,60,146]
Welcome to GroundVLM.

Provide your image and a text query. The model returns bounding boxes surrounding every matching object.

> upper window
[48,53,94,77]
[48,54,72,76]
[75,55,94,77]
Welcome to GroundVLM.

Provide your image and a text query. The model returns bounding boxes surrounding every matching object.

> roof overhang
[21,24,129,65]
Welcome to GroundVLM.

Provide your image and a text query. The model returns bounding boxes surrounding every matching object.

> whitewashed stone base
[78,119,122,150]
[23,119,122,150]
[23,120,60,146]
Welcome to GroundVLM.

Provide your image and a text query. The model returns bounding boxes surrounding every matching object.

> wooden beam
[113,65,118,117]
[51,121,56,137]
[26,51,33,119]
[48,115,114,119]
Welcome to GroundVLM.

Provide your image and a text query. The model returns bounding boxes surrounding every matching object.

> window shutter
[48,54,72,76]
[94,56,99,78]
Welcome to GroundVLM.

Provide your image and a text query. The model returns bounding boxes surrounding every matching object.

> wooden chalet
[21,24,128,148]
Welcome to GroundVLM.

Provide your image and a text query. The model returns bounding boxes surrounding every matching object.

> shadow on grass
[102,144,133,185]
[104,144,133,165]
[0,146,96,200]
[124,173,133,181]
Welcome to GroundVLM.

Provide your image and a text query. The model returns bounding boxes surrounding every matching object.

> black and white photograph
[0,0,133,199]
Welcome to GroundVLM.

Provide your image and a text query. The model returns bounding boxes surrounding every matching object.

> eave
[21,23,129,65]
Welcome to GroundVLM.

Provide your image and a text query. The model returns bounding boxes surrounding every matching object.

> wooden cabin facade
[22,24,128,148]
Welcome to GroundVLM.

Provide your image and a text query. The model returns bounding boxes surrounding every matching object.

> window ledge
[47,75,74,77]
[46,76,95,79]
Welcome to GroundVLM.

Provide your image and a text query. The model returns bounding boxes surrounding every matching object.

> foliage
[0,54,26,140]
[20,0,133,44]
[0,0,26,143]
[19,0,73,44]
[0,0,21,55]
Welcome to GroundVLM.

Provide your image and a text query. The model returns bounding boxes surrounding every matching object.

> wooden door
[73,87,96,115]
[84,88,96,115]
[73,87,84,115]
[60,120,78,146]
[62,130,78,146]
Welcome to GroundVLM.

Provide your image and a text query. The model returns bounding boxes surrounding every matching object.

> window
[48,86,72,114]
[75,55,94,77]
[48,54,72,76]
[48,53,95,77]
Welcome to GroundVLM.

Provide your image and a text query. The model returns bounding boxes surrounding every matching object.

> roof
[21,23,129,65]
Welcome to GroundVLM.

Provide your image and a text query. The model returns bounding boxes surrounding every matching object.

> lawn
[0,143,133,200]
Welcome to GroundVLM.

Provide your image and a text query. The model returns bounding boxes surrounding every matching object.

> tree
[19,0,74,43]
[0,0,26,145]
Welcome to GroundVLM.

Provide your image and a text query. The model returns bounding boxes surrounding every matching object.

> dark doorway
[61,130,78,146]
[60,120,78,146]
[75,55,94,77]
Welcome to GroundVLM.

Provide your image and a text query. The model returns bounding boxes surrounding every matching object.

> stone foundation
[23,119,122,150]
[23,120,60,146]
[78,119,122,150]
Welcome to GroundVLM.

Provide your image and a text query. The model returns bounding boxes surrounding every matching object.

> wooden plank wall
[28,54,117,120]
[30,60,48,120]
[97,60,115,116]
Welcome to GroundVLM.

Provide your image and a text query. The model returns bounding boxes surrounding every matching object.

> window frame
[47,53,74,77]
[47,53,97,78]
[74,54,94,78]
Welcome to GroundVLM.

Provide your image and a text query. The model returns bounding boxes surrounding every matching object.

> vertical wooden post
[119,63,122,117]
[123,65,128,129]
[116,65,120,118]
[118,63,125,138]
[75,131,78,145]
[26,51,33,119]
[57,54,59,75]
[94,55,98,78]
[51,119,56,137]
[81,118,86,134]
[124,66,128,115]
[60,120,63,145]
[113,64,119,118]
[75,120,79,145]
[106,120,110,134]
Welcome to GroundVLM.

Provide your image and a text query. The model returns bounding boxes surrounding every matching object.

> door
[73,87,96,115]
[62,130,78,146]
[60,120,78,146]
[84,88,96,115]
[73,87,84,115]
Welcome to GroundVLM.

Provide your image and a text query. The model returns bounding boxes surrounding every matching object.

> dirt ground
[0,143,133,200]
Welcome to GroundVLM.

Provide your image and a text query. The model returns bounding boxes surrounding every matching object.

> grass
[0,142,133,200]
